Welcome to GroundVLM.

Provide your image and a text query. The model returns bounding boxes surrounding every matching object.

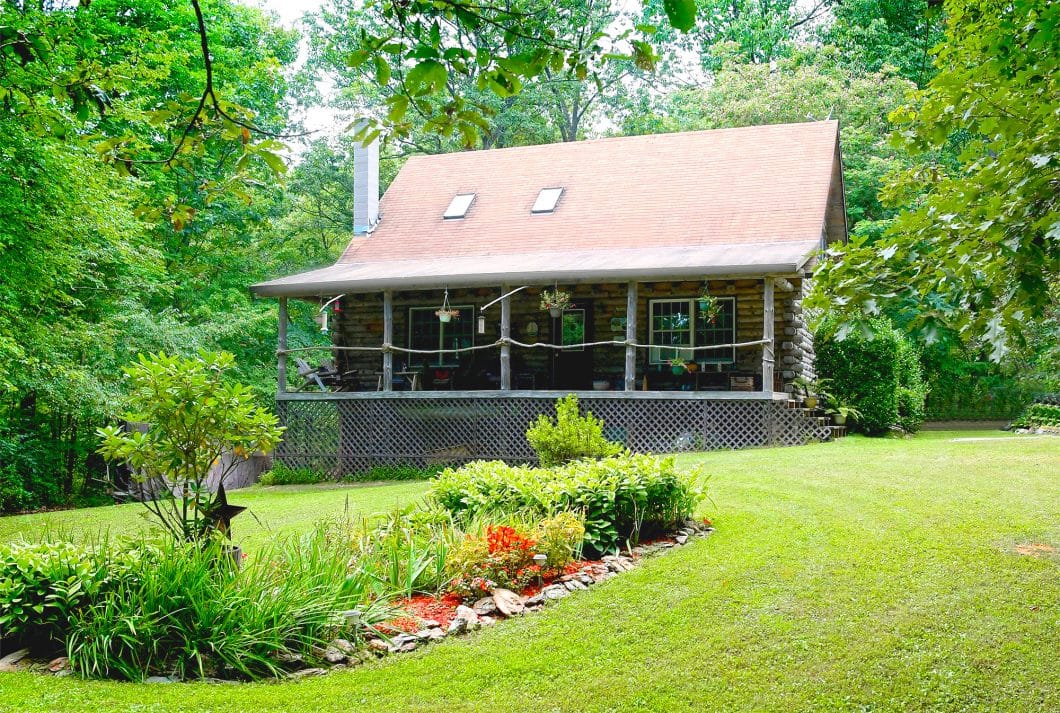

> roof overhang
[251,241,819,297]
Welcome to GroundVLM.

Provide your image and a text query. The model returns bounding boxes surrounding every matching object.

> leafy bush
[429,453,703,554]
[533,512,585,570]
[97,351,284,542]
[259,463,330,486]
[0,540,140,650]
[526,394,624,466]
[895,337,928,432]
[447,524,540,600]
[815,319,929,434]
[67,526,392,681]
[1011,402,1060,428]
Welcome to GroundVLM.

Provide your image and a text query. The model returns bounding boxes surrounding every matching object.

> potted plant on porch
[668,357,689,376]
[791,376,832,410]
[540,289,573,318]
[824,394,862,426]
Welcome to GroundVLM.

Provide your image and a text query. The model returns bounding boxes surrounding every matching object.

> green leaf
[405,59,448,97]
[663,0,697,32]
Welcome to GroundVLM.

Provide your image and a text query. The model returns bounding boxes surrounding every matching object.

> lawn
[1,431,1057,712]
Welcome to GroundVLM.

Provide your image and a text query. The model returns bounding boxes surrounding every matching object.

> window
[648,297,736,365]
[531,187,563,214]
[409,306,475,366]
[443,193,476,219]
[695,297,736,364]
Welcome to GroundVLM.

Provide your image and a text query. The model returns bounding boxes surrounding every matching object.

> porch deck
[275,390,832,474]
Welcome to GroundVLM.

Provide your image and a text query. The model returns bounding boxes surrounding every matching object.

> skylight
[444,193,476,219]
[531,187,564,214]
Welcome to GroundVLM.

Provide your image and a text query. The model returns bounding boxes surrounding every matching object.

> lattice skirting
[276,395,833,475]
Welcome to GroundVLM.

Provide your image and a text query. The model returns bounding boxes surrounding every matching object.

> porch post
[500,283,511,390]
[761,278,775,394]
[624,281,637,391]
[277,297,288,394]
[382,289,394,391]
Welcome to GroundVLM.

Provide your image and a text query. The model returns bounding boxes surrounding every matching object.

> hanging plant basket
[540,289,573,318]
[436,289,459,323]
[697,293,721,323]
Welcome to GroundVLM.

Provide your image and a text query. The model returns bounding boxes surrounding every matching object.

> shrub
[526,394,624,466]
[0,540,140,650]
[815,319,928,434]
[533,512,585,570]
[259,463,330,486]
[1011,402,1060,428]
[447,524,540,600]
[66,526,392,681]
[429,453,703,554]
[97,351,284,542]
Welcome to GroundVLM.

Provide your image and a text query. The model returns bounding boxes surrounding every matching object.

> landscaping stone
[323,646,347,664]
[397,641,418,653]
[367,638,389,653]
[454,604,479,625]
[420,619,441,629]
[577,573,594,586]
[472,596,499,616]
[417,627,446,642]
[0,648,30,672]
[542,584,569,600]
[289,668,327,679]
[524,592,545,607]
[492,588,525,617]
[479,616,496,626]
[675,534,688,545]
[145,675,180,684]
[47,657,69,673]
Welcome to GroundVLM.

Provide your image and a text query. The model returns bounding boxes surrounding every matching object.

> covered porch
[275,275,814,399]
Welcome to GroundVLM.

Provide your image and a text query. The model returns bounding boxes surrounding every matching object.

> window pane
[443,193,476,219]
[695,298,736,364]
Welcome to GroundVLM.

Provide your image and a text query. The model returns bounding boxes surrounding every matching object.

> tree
[820,0,944,86]
[810,0,1059,360]
[97,352,283,542]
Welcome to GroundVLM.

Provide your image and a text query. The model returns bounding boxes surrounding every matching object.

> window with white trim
[409,306,474,366]
[648,297,736,365]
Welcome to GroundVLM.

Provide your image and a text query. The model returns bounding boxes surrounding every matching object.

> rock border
[327,519,715,673]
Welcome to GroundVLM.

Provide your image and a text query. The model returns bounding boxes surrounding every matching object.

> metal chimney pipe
[353,120,380,235]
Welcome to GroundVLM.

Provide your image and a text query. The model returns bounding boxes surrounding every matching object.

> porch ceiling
[251,240,818,297]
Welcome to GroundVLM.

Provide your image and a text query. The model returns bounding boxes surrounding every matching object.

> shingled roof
[253,120,845,297]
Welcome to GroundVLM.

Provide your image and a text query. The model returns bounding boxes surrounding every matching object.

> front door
[551,303,592,389]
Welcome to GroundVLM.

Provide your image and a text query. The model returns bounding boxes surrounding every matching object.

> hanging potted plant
[540,289,573,318]
[697,289,721,323]
[435,290,460,323]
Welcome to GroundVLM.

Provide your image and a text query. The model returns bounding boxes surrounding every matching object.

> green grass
[1,431,1057,712]
[0,481,430,547]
